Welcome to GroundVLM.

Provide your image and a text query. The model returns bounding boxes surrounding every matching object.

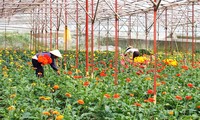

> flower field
[0,50,200,120]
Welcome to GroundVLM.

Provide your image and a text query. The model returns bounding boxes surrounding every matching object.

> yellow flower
[134,56,149,63]
[145,77,152,81]
[163,59,178,66]
[7,106,15,111]
[56,115,64,120]
[31,82,36,86]
[10,94,16,98]
[39,96,46,100]
[44,97,51,100]
[168,111,173,115]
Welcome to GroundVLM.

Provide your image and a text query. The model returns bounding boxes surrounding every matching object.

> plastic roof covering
[0,0,200,38]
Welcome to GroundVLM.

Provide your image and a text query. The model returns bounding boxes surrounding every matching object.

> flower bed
[0,50,199,119]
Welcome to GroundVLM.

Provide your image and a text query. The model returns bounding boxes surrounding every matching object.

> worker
[124,46,140,61]
[32,49,62,77]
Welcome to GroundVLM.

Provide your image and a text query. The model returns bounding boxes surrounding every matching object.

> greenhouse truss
[0,1,200,111]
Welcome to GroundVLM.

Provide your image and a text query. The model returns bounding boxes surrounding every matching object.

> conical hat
[50,50,62,58]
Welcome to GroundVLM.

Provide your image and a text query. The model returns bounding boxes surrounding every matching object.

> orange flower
[77,99,84,105]
[126,78,131,82]
[67,71,73,75]
[42,111,51,116]
[65,93,72,98]
[104,94,110,98]
[134,102,142,107]
[83,81,90,87]
[129,93,134,97]
[161,81,166,85]
[38,54,52,65]
[197,106,200,109]
[52,110,60,115]
[113,93,120,99]
[73,75,82,79]
[53,85,59,90]
[175,95,182,100]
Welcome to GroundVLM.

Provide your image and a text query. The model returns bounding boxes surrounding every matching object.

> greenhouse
[0,0,200,119]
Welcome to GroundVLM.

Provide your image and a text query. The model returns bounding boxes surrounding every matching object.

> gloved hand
[57,70,60,75]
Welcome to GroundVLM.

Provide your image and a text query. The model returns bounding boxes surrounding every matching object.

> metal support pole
[76,0,79,69]
[145,13,148,49]
[192,2,195,66]
[114,0,118,85]
[128,15,132,46]
[45,0,47,51]
[165,8,168,56]
[98,21,101,51]
[56,0,59,49]
[106,18,109,52]
[91,0,94,78]
[153,0,157,104]
[64,0,68,51]
[50,0,53,50]
[85,0,89,76]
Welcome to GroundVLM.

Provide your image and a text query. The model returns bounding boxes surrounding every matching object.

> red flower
[176,73,181,77]
[136,70,143,75]
[185,96,192,100]
[94,67,99,71]
[134,102,142,107]
[113,94,120,99]
[181,65,188,70]
[148,97,155,102]
[187,83,193,88]
[175,95,182,100]
[83,81,90,87]
[147,89,154,95]
[100,71,106,77]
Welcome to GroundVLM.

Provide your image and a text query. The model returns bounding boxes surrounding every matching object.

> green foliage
[0,32,30,49]
[0,50,200,119]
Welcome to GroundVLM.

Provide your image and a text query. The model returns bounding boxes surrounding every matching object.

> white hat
[50,50,62,58]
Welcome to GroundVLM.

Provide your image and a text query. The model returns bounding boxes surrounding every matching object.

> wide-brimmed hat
[50,50,62,58]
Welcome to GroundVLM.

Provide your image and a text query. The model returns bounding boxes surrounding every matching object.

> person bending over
[32,49,62,77]
[124,46,140,61]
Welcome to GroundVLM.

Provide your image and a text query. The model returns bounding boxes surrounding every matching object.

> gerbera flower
[77,99,84,105]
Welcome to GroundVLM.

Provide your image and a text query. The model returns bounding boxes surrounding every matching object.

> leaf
[105,105,110,112]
